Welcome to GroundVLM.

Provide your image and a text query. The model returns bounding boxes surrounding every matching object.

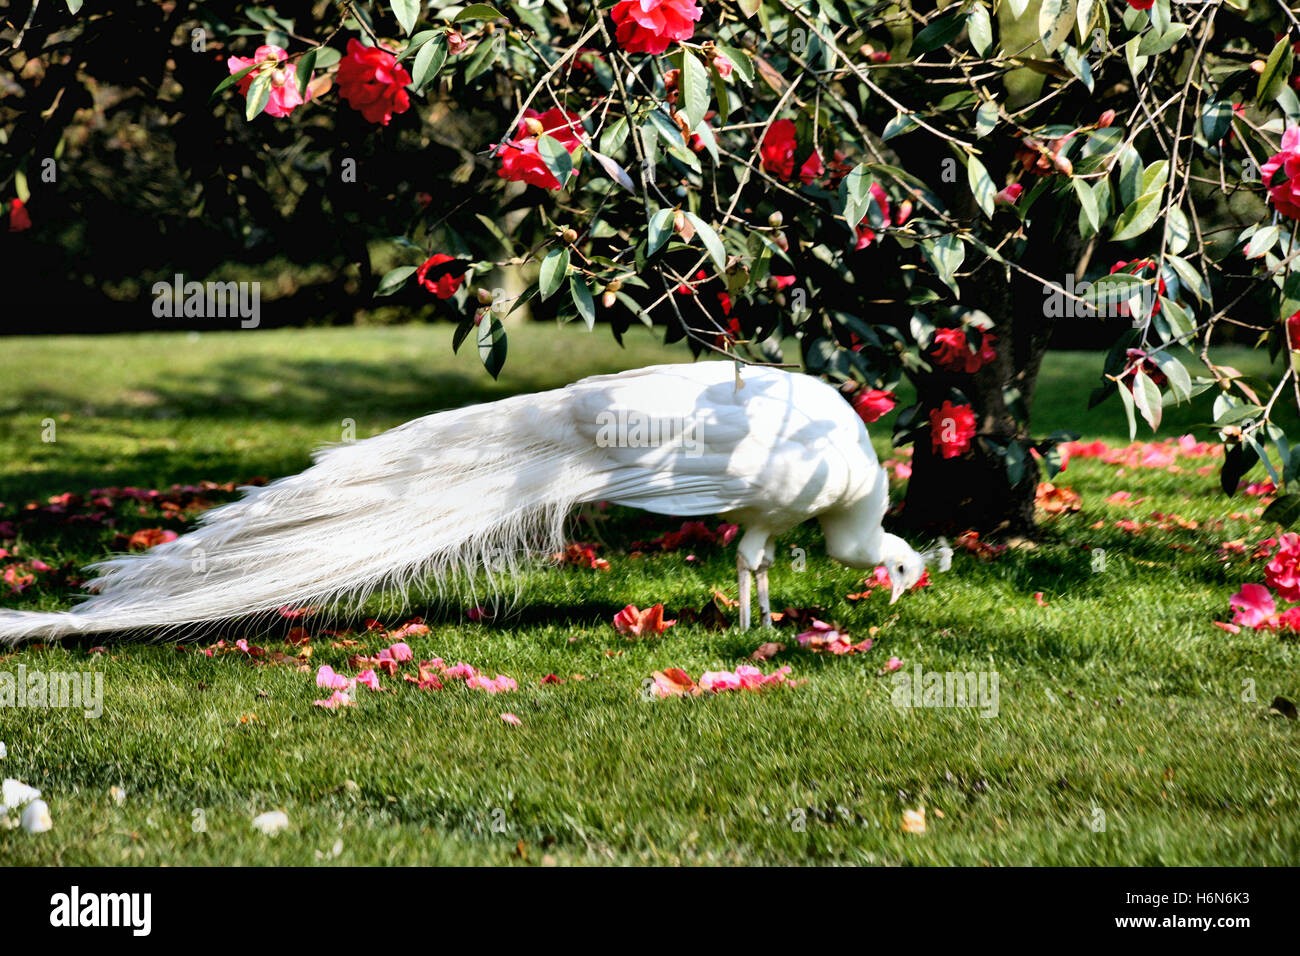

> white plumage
[0,362,949,644]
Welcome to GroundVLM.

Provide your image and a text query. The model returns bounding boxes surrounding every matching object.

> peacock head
[880,534,953,604]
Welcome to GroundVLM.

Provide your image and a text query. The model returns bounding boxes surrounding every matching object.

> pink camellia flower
[8,198,31,232]
[761,119,824,184]
[1264,533,1300,602]
[1229,583,1276,629]
[1262,127,1300,220]
[994,183,1024,206]
[386,641,413,663]
[335,38,411,125]
[354,669,381,692]
[611,0,703,55]
[415,254,466,299]
[884,656,904,672]
[712,53,733,78]
[500,713,522,725]
[930,401,977,459]
[496,107,585,190]
[315,664,353,691]
[851,388,896,424]
[446,30,469,56]
[226,45,310,118]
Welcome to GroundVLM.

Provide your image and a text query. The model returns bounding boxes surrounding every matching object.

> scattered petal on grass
[902,807,927,834]
[795,620,872,655]
[750,642,785,661]
[883,656,904,673]
[650,668,700,698]
[21,799,52,834]
[316,664,352,691]
[1034,592,1049,607]
[654,665,793,697]
[501,713,522,725]
[354,669,381,692]
[313,690,354,709]
[540,673,565,685]
[251,810,289,835]
[613,603,676,636]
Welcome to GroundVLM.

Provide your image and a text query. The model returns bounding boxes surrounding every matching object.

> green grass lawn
[0,324,1297,865]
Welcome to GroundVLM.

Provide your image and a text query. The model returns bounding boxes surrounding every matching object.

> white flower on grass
[251,810,289,835]
[2,778,41,810]
[0,741,7,758]
[21,800,52,834]
[109,785,127,806]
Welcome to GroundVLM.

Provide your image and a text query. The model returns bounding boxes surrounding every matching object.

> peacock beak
[889,580,906,605]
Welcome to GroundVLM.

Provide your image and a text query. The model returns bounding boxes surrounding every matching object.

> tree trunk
[895,190,1086,540]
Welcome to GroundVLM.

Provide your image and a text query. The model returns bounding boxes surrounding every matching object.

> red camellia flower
[226,44,311,118]
[1265,533,1300,603]
[930,401,977,459]
[930,327,996,374]
[851,388,897,424]
[335,38,412,126]
[8,198,31,232]
[1284,309,1300,349]
[1110,258,1166,317]
[1126,0,1155,9]
[1262,127,1300,220]
[415,254,466,299]
[611,0,703,55]
[496,107,585,190]
[761,119,824,185]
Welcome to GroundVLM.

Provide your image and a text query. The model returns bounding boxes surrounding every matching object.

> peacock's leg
[737,550,753,631]
[756,556,773,628]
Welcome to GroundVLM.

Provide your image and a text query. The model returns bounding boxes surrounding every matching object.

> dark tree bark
[894,185,1089,540]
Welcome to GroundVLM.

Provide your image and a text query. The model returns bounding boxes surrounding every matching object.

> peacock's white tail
[0,387,617,646]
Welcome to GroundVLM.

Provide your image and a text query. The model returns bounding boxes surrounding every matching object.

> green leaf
[680,48,710,132]
[1116,378,1138,441]
[967,154,997,219]
[411,35,448,93]
[912,12,964,55]
[967,4,993,57]
[1264,494,1300,528]
[536,134,574,188]
[975,101,998,137]
[1110,192,1161,242]
[539,248,570,301]
[1038,0,1076,56]
[647,208,675,256]
[296,49,317,100]
[683,212,727,273]
[1200,99,1233,142]
[212,62,259,104]
[738,0,760,16]
[455,3,504,21]
[390,0,419,35]
[570,276,596,330]
[1073,177,1100,232]
[244,69,272,121]
[376,265,417,297]
[1137,24,1188,57]
[66,0,83,11]
[1257,35,1295,107]
[1245,224,1280,260]
[477,317,508,379]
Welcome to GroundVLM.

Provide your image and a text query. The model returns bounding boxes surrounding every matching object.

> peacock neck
[820,494,887,569]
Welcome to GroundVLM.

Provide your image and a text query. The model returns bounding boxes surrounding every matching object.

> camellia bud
[606,279,623,293]
[602,291,617,309]
[673,209,687,234]
[524,117,545,136]
[1098,109,1116,128]
[663,69,680,90]
[561,228,579,244]
[271,69,286,87]
[712,54,734,78]
[446,30,468,56]
[688,133,706,153]
[767,210,784,228]
[774,231,789,252]
[476,288,493,305]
